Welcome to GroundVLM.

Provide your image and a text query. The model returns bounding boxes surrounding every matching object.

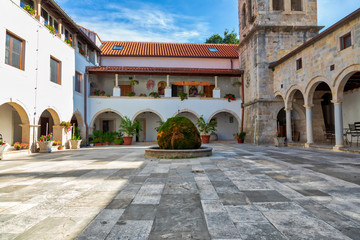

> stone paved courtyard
[0,144,359,240]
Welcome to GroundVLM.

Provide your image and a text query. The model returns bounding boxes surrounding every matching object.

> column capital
[303,104,314,109]
[331,100,343,105]
[285,107,293,112]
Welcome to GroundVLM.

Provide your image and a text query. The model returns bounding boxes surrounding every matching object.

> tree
[205,29,239,44]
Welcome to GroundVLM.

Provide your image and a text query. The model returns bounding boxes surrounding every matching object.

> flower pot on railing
[274,137,286,147]
[39,141,54,153]
[70,139,82,149]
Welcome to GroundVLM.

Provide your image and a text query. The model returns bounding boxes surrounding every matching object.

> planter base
[39,141,53,153]
[274,137,286,147]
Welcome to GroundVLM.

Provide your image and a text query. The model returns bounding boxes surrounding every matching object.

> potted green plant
[119,116,142,145]
[103,132,117,145]
[70,126,82,149]
[92,89,105,96]
[89,130,103,146]
[139,93,147,97]
[179,92,188,101]
[127,91,136,97]
[196,116,217,144]
[274,132,286,147]
[113,132,124,145]
[38,133,54,153]
[0,140,8,160]
[24,5,35,15]
[235,132,246,143]
[224,94,236,102]
[198,92,206,97]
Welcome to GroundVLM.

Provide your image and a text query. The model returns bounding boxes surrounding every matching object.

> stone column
[113,74,121,96]
[53,125,64,144]
[213,76,220,98]
[333,101,344,149]
[73,33,78,50]
[35,0,42,21]
[304,105,314,147]
[165,75,172,97]
[58,20,63,39]
[285,107,293,143]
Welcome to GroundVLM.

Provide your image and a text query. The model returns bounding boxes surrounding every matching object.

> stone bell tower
[238,0,322,144]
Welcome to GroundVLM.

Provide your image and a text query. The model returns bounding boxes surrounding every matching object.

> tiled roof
[101,42,239,58]
[87,66,243,76]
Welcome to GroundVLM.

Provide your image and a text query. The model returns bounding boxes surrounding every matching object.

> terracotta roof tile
[87,66,243,76]
[101,41,239,58]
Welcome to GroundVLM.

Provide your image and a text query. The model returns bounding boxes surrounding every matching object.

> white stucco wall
[0,104,21,144]
[343,89,360,127]
[101,57,240,70]
[211,112,239,140]
[134,112,161,142]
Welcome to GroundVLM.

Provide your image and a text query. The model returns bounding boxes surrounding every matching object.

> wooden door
[119,85,132,96]
[204,85,215,97]
[40,117,49,136]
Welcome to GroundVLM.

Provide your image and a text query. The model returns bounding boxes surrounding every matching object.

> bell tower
[238,0,322,144]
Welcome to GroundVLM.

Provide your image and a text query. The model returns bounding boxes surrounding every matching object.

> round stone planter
[39,141,53,153]
[274,137,286,147]
[145,146,212,159]
[70,139,82,149]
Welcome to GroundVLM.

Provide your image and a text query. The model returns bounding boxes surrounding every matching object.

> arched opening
[311,82,334,144]
[175,111,199,125]
[92,111,123,133]
[71,112,85,139]
[277,108,286,137]
[133,111,162,142]
[210,111,240,140]
[0,102,30,145]
[247,0,252,21]
[341,71,360,147]
[273,0,284,11]
[38,109,60,137]
[286,89,306,142]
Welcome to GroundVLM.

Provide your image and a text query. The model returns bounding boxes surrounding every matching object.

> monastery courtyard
[0,144,359,240]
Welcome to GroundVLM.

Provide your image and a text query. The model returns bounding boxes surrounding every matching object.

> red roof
[87,66,243,76]
[101,41,239,58]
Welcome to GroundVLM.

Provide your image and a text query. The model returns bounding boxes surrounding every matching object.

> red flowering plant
[64,37,72,46]
[92,89,105,96]
[39,133,53,142]
[149,92,160,98]
[224,94,236,102]
[275,132,281,138]
[45,23,56,36]
[79,48,86,56]
[197,92,206,97]
[0,140,6,146]
[60,121,72,133]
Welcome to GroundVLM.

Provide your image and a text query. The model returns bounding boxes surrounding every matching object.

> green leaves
[119,116,142,137]
[205,29,239,44]
[196,116,217,135]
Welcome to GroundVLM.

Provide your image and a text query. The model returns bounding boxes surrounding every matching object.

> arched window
[242,4,246,29]
[273,0,284,11]
[247,0,252,21]
[291,0,302,11]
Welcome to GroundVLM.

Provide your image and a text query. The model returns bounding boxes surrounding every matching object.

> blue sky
[56,0,359,43]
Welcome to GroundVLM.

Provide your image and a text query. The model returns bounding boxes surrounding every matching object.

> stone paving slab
[0,144,359,239]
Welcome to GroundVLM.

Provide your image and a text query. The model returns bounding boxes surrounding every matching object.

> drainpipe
[240,74,245,133]
[84,73,88,145]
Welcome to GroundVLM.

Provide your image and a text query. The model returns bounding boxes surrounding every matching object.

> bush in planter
[103,132,117,145]
[157,116,201,149]
[89,130,104,146]
[119,117,142,145]
[113,138,124,145]
[196,116,217,144]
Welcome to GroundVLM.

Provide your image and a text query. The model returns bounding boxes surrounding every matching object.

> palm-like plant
[119,117,142,137]
[89,130,103,143]
[196,116,217,135]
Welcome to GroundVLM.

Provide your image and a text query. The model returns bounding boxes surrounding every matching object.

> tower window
[247,0,252,22]
[340,33,352,50]
[291,0,302,11]
[273,0,284,11]
[296,58,302,70]
[242,4,246,29]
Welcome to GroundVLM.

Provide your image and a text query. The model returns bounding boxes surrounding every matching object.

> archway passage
[92,111,123,133]
[210,112,239,140]
[285,90,306,143]
[38,110,55,137]
[277,108,286,138]
[175,111,199,125]
[134,112,162,142]
[0,103,30,144]
[71,113,85,139]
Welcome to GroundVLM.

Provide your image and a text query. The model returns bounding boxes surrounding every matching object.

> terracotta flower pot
[123,136,133,145]
[104,142,109,146]
[94,143,102,146]
[58,146,64,150]
[201,135,210,144]
[237,139,244,144]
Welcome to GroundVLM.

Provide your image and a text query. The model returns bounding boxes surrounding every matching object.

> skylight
[113,45,123,50]
[208,47,219,52]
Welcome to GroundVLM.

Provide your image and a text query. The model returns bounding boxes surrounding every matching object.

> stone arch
[274,91,285,102]
[173,110,200,119]
[132,109,165,122]
[208,110,241,126]
[0,101,30,125]
[71,110,84,128]
[304,76,332,106]
[333,64,360,101]
[208,110,240,140]
[285,85,304,103]
[37,107,61,126]
[89,109,125,128]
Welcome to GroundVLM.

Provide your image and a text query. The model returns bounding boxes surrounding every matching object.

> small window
[5,32,25,70]
[75,72,82,93]
[340,33,352,50]
[296,58,302,70]
[242,4,247,29]
[291,0,302,11]
[273,0,284,11]
[208,47,219,52]
[41,8,48,22]
[50,57,61,84]
[112,45,123,50]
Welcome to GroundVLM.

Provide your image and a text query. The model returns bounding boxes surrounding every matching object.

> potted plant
[119,116,142,145]
[60,121,72,133]
[89,130,103,146]
[274,132,286,147]
[103,131,116,145]
[0,140,8,160]
[235,132,246,143]
[224,94,236,102]
[14,142,21,150]
[198,92,206,97]
[20,143,29,150]
[58,145,64,150]
[79,48,86,56]
[139,93,147,97]
[127,91,136,97]
[113,138,124,145]
[38,133,54,153]
[178,92,188,101]
[70,127,82,149]
[24,5,35,16]
[64,37,72,46]
[92,89,105,96]
[149,92,160,98]
[45,23,56,36]
[196,116,217,144]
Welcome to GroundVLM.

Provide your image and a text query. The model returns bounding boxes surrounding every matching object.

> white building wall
[101,57,240,70]
[343,89,360,127]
